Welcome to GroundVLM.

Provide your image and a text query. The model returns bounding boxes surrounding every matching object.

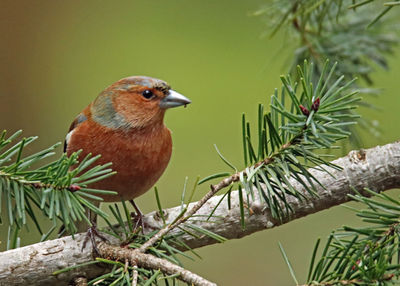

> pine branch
[96,243,216,286]
[0,130,117,247]
[137,172,240,253]
[256,1,399,147]
[299,188,400,285]
[1,141,399,285]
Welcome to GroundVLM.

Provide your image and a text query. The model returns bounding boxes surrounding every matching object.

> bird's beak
[159,90,191,109]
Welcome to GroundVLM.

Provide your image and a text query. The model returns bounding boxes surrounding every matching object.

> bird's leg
[81,206,108,255]
[82,221,108,254]
[129,199,145,232]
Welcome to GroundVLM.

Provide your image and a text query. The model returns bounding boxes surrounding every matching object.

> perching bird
[64,76,191,232]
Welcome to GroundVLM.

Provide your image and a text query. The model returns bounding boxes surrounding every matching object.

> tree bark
[1,141,400,285]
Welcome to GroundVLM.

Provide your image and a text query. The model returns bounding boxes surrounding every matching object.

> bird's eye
[142,90,153,99]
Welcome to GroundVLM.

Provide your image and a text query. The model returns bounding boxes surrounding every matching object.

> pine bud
[68,184,81,192]
[299,105,310,116]
[311,98,320,112]
[352,259,361,270]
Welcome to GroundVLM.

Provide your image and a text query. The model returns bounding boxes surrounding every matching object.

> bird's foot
[129,200,145,233]
[82,222,108,255]
[131,211,144,233]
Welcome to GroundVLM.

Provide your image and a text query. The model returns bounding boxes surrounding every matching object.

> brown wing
[64,113,88,153]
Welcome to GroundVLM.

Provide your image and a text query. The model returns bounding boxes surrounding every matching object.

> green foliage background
[0,0,400,285]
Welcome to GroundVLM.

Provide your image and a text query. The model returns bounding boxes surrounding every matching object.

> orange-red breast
[65,76,190,204]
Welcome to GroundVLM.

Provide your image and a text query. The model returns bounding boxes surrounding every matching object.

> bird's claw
[129,200,146,233]
[131,211,144,233]
[82,223,108,256]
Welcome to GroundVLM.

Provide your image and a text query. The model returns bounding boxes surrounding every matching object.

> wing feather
[64,113,87,153]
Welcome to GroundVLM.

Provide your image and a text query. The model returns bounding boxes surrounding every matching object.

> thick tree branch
[1,141,400,285]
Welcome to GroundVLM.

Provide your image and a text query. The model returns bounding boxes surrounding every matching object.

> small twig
[73,276,88,286]
[138,172,241,252]
[0,170,82,192]
[124,259,129,273]
[98,243,216,286]
[139,133,298,252]
[291,3,320,60]
[132,264,138,286]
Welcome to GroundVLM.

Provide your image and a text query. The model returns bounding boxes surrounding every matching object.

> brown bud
[67,184,81,192]
[352,259,361,270]
[299,105,310,116]
[311,98,320,112]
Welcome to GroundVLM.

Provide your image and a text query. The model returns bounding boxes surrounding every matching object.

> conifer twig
[137,172,240,252]
[97,243,216,286]
[138,137,295,252]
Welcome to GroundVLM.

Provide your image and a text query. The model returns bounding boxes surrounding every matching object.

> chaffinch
[65,76,190,228]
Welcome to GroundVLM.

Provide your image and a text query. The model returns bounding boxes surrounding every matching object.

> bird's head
[90,76,191,130]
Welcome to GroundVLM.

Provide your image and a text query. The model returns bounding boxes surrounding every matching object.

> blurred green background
[1,1,399,285]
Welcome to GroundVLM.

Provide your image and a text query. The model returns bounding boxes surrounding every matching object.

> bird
[64,76,191,234]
